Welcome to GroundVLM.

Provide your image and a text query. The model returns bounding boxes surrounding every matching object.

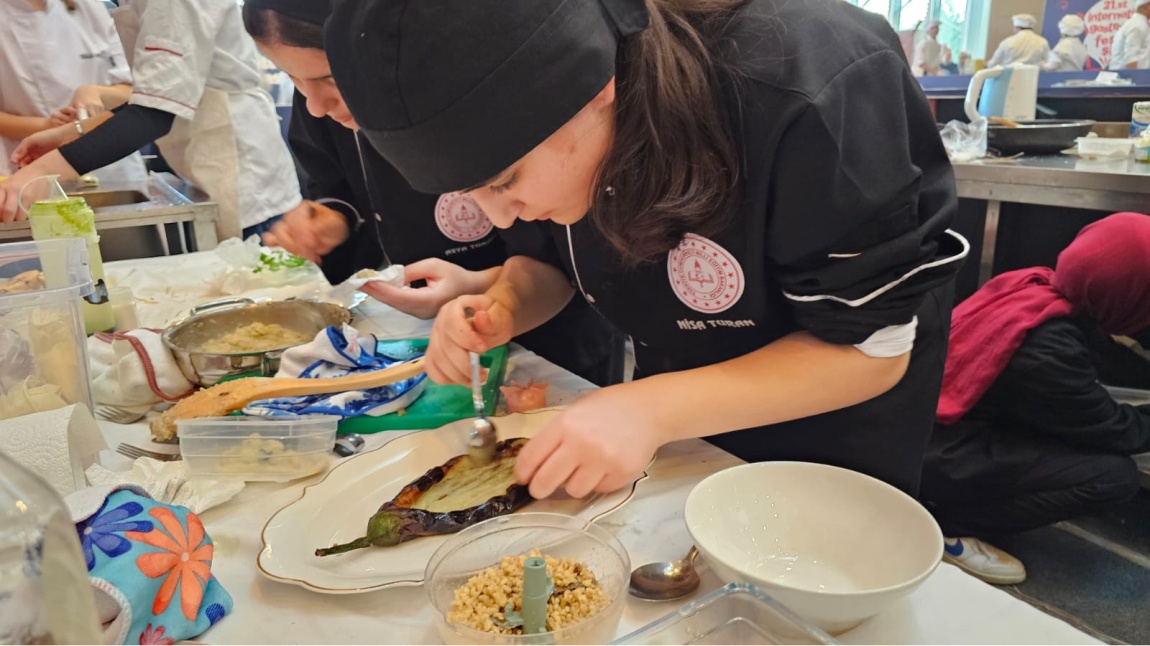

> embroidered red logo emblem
[435,192,494,242]
[667,234,745,314]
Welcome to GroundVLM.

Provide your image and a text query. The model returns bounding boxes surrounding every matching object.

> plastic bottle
[21,176,114,335]
[0,451,103,644]
[1131,101,1150,138]
[1135,130,1150,163]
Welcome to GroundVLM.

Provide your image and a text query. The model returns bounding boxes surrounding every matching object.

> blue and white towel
[243,325,427,419]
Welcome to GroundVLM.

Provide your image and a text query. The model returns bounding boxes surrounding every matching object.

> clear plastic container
[108,285,139,331]
[614,583,836,645]
[426,513,631,645]
[0,238,95,422]
[176,415,338,482]
[24,175,114,335]
[1074,136,1135,157]
[0,450,103,644]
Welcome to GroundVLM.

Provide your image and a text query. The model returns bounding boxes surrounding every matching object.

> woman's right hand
[47,107,78,128]
[261,200,349,264]
[425,294,515,385]
[69,86,108,118]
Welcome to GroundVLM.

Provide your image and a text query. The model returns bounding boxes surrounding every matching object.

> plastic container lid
[175,414,340,439]
[613,583,836,645]
[1074,136,1135,157]
[0,238,93,308]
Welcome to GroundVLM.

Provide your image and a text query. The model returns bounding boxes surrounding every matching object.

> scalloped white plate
[257,407,648,593]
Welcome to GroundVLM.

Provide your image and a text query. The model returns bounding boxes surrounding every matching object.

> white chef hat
[1058,14,1086,36]
[1013,14,1038,28]
[1138,0,1150,8]
[925,19,941,29]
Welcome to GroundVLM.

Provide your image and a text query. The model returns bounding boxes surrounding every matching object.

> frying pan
[986,119,1096,156]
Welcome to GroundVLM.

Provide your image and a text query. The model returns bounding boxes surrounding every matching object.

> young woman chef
[239,0,626,387]
[0,0,301,241]
[325,0,969,499]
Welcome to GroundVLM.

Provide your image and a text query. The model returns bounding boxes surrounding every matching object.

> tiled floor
[987,490,1150,645]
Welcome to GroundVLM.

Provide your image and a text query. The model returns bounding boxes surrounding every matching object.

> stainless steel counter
[0,172,220,254]
[953,155,1150,283]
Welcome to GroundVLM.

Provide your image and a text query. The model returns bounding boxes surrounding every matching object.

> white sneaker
[943,537,1027,585]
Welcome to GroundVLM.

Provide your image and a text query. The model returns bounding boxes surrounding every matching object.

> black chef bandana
[325,0,650,194]
[243,0,331,27]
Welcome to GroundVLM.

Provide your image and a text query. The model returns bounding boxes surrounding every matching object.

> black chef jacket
[287,91,506,283]
[544,0,967,494]
[287,91,626,386]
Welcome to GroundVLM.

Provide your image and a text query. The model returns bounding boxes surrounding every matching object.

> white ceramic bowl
[685,462,942,634]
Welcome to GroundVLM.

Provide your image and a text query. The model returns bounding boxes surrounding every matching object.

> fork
[116,443,182,462]
[96,405,148,425]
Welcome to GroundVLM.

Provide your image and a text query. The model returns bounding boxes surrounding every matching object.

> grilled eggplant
[316,437,532,556]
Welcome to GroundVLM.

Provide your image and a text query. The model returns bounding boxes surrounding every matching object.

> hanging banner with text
[1042,0,1135,69]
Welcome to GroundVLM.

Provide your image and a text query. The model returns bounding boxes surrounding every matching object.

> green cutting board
[219,338,508,435]
[337,338,507,435]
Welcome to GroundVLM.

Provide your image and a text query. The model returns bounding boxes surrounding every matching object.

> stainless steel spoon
[463,307,496,465]
[333,433,365,458]
[468,350,497,465]
[628,546,701,601]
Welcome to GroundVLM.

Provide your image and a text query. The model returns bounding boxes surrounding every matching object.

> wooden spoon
[150,357,426,441]
[988,116,1021,128]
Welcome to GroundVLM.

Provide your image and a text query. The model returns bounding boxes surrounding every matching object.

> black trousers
[920,421,1141,537]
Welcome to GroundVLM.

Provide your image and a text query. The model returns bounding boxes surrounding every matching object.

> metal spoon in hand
[628,546,701,601]
[463,307,496,466]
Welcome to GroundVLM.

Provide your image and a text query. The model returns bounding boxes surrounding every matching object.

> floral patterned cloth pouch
[65,485,233,645]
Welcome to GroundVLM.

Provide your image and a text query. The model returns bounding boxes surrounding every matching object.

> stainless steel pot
[162,298,351,387]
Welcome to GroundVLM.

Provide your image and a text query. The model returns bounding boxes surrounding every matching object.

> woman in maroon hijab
[922,212,1150,585]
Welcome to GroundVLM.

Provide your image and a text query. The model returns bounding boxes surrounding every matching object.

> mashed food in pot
[200,322,311,354]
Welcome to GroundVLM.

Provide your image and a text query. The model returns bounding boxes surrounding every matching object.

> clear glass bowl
[425,513,630,645]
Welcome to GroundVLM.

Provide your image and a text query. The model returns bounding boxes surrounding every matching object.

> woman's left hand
[514,384,666,499]
[360,258,495,320]
[11,123,76,169]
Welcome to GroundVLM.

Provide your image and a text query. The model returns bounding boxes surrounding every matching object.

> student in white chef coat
[1045,15,1089,72]
[912,20,943,76]
[1109,0,1150,70]
[988,14,1051,67]
[0,0,302,240]
[0,0,146,184]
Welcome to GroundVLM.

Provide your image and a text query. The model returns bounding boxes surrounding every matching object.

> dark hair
[241,5,325,50]
[61,0,76,11]
[591,0,746,266]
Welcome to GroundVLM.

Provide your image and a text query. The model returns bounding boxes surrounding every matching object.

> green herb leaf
[254,249,307,273]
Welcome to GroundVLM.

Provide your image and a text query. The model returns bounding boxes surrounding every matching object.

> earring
[604,185,616,196]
